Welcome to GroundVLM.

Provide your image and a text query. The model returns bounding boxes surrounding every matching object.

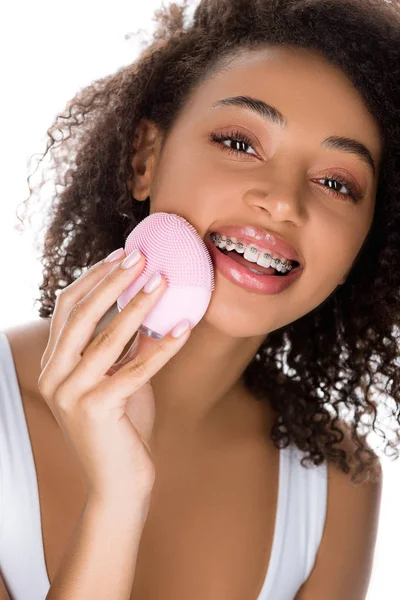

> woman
[0,0,399,598]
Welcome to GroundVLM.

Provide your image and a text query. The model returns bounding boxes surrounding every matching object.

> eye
[314,173,364,203]
[209,130,365,204]
[209,129,258,159]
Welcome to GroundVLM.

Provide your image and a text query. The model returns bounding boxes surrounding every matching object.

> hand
[38,250,191,504]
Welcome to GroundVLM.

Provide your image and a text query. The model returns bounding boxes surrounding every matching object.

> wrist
[85,489,153,527]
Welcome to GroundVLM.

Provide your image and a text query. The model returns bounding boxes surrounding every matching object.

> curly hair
[16,0,400,483]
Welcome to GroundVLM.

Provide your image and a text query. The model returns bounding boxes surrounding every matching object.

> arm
[295,458,382,600]
[46,493,151,600]
[0,574,10,600]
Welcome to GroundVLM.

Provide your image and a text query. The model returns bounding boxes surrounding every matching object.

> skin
[126,45,383,598]
[119,44,382,451]
[2,45,383,599]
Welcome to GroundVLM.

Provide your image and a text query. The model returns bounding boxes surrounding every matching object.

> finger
[105,334,140,376]
[39,252,152,400]
[65,280,170,395]
[80,324,191,407]
[124,381,156,454]
[41,251,128,370]
[104,330,157,376]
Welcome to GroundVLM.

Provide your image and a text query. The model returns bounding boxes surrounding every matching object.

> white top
[0,329,328,600]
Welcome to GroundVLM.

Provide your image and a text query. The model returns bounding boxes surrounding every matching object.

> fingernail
[104,248,125,263]
[171,320,191,339]
[143,272,162,294]
[121,249,142,269]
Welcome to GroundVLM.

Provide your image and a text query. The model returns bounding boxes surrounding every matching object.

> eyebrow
[211,95,376,177]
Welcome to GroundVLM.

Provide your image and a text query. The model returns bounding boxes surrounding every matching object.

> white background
[0,1,398,598]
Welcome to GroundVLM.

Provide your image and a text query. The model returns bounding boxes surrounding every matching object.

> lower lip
[205,235,303,295]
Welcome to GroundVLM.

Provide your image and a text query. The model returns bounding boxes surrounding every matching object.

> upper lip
[206,224,303,266]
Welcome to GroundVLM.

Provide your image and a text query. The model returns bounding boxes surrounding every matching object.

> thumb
[125,382,156,455]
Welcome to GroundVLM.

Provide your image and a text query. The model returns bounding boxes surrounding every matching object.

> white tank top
[0,329,328,600]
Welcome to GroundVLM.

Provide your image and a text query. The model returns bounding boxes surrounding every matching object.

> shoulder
[295,422,382,600]
[3,318,51,397]
[2,305,122,399]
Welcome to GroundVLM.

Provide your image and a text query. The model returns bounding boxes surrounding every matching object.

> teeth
[271,258,279,270]
[234,241,246,254]
[210,232,293,273]
[217,235,227,250]
[256,252,272,269]
[243,246,259,263]
[225,237,237,251]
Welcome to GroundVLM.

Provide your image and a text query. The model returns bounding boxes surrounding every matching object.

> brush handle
[117,274,212,338]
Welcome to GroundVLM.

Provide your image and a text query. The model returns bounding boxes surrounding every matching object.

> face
[130,45,382,339]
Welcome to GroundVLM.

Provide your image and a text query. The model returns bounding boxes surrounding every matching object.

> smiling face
[130,44,382,338]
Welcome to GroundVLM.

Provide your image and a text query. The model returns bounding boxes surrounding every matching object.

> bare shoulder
[3,306,121,398]
[295,422,383,599]
[3,318,51,397]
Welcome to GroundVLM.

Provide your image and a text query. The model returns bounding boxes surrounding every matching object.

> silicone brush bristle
[125,213,215,292]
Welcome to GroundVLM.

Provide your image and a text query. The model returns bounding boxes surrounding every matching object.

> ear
[128,119,164,201]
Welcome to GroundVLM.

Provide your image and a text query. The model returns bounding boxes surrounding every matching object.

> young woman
[1,0,399,598]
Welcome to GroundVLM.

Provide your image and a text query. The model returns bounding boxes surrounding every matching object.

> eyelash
[209,129,364,203]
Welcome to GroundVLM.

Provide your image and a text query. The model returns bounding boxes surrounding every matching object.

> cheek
[150,144,208,208]
[150,144,238,217]
[310,210,370,269]
[300,221,365,301]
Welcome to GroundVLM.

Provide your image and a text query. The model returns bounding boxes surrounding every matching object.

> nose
[244,177,308,226]
[245,156,307,226]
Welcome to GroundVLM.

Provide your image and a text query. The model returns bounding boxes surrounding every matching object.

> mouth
[204,232,303,295]
[205,232,302,277]
[218,247,300,276]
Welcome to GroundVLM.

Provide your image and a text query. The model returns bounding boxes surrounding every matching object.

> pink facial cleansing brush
[116,212,215,339]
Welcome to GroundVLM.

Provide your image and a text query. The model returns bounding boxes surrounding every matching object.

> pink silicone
[116,212,215,338]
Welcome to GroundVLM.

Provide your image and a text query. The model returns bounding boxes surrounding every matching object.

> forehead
[180,45,382,168]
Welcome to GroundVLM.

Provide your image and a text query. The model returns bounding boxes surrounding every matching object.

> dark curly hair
[16,0,400,483]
